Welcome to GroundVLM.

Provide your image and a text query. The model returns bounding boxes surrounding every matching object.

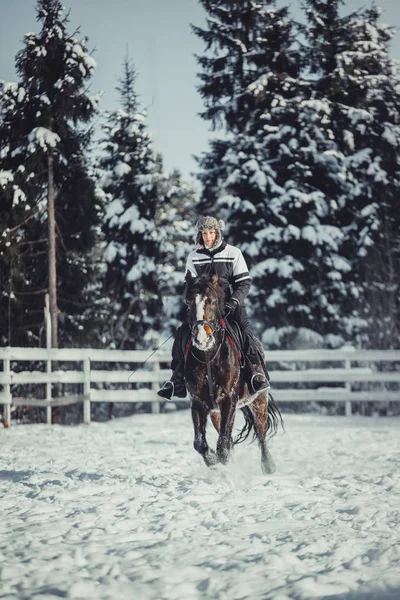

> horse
[184,272,283,474]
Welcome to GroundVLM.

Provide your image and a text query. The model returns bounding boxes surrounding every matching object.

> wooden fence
[1,347,399,427]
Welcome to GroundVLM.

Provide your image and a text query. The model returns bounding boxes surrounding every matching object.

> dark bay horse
[184,272,282,474]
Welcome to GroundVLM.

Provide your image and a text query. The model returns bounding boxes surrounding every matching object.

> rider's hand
[224,297,239,314]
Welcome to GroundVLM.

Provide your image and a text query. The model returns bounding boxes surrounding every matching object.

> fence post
[151,360,160,414]
[3,357,11,428]
[345,359,352,417]
[83,357,91,424]
[46,354,52,425]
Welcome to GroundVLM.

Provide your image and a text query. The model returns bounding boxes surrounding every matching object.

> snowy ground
[1,410,400,600]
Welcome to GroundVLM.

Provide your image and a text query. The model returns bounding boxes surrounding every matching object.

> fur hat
[195,216,225,248]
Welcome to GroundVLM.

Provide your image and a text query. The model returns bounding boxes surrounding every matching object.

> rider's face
[202,229,217,247]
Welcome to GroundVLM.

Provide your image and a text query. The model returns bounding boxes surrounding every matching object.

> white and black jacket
[185,241,252,305]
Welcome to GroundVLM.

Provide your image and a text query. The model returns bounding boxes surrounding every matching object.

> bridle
[189,277,224,337]
[189,281,224,354]
[187,282,226,410]
[191,318,221,339]
[190,324,225,364]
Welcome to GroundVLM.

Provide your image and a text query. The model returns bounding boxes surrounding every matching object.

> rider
[157,215,269,400]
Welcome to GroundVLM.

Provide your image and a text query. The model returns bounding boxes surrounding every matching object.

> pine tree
[249,81,351,348]
[193,1,299,258]
[98,59,163,349]
[193,0,297,132]
[194,1,344,348]
[302,0,400,347]
[195,0,400,349]
[0,0,105,347]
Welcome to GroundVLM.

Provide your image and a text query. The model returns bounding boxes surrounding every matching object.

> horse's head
[185,272,225,351]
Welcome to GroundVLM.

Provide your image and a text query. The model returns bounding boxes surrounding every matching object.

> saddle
[225,319,270,381]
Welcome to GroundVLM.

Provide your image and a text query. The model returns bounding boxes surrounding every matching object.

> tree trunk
[48,151,58,348]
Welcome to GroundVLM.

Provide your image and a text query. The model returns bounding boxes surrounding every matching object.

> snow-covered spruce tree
[302,0,400,348]
[193,0,297,133]
[193,1,301,275]
[194,1,351,348]
[247,78,351,348]
[0,0,106,347]
[245,0,397,348]
[193,0,298,238]
[98,59,163,350]
[0,139,28,346]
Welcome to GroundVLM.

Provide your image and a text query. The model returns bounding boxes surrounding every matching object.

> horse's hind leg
[192,404,217,467]
[251,392,276,475]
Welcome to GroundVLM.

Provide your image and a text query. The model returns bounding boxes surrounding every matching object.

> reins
[188,331,225,411]
[127,333,174,382]
[206,358,218,410]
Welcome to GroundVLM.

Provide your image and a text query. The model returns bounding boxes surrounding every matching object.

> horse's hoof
[261,447,276,474]
[217,452,230,465]
[204,450,218,467]
[262,459,276,475]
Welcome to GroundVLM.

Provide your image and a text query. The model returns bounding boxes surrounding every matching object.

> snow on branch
[27,127,60,152]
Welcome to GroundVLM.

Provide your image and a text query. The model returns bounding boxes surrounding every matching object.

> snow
[114,162,131,177]
[0,170,14,187]
[251,256,305,279]
[1,412,399,599]
[83,55,97,72]
[104,198,124,225]
[331,255,352,273]
[103,241,126,264]
[382,125,398,146]
[127,254,155,281]
[301,225,317,245]
[12,185,26,206]
[17,87,26,103]
[27,127,60,152]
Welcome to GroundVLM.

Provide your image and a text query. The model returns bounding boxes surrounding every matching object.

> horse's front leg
[192,403,217,467]
[217,394,237,465]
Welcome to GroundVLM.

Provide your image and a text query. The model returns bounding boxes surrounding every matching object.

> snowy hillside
[1,411,400,599]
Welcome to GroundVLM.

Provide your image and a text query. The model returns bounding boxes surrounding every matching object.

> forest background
[0,0,399,359]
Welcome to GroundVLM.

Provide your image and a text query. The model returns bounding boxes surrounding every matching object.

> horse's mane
[185,273,226,305]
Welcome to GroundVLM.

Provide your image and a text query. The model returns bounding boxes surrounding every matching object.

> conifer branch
[1,208,40,241]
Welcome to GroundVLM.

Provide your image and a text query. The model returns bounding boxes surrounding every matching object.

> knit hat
[195,216,225,248]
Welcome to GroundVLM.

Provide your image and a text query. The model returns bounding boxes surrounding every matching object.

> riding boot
[246,337,270,394]
[157,360,187,399]
[157,323,189,400]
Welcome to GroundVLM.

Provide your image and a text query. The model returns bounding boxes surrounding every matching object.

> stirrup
[157,381,174,400]
[250,373,270,394]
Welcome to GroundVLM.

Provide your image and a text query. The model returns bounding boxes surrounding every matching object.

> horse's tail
[266,391,285,438]
[234,405,255,445]
[233,391,284,445]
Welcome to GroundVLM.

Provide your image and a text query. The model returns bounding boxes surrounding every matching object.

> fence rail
[1,346,399,427]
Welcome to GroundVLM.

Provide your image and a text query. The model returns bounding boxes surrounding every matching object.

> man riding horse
[158,216,269,400]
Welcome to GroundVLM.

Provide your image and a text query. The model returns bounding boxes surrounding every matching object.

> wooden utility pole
[48,145,58,348]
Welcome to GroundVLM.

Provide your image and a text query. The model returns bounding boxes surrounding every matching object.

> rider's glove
[224,297,239,314]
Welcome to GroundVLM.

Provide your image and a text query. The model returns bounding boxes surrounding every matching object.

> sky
[1,410,400,599]
[1,0,400,182]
